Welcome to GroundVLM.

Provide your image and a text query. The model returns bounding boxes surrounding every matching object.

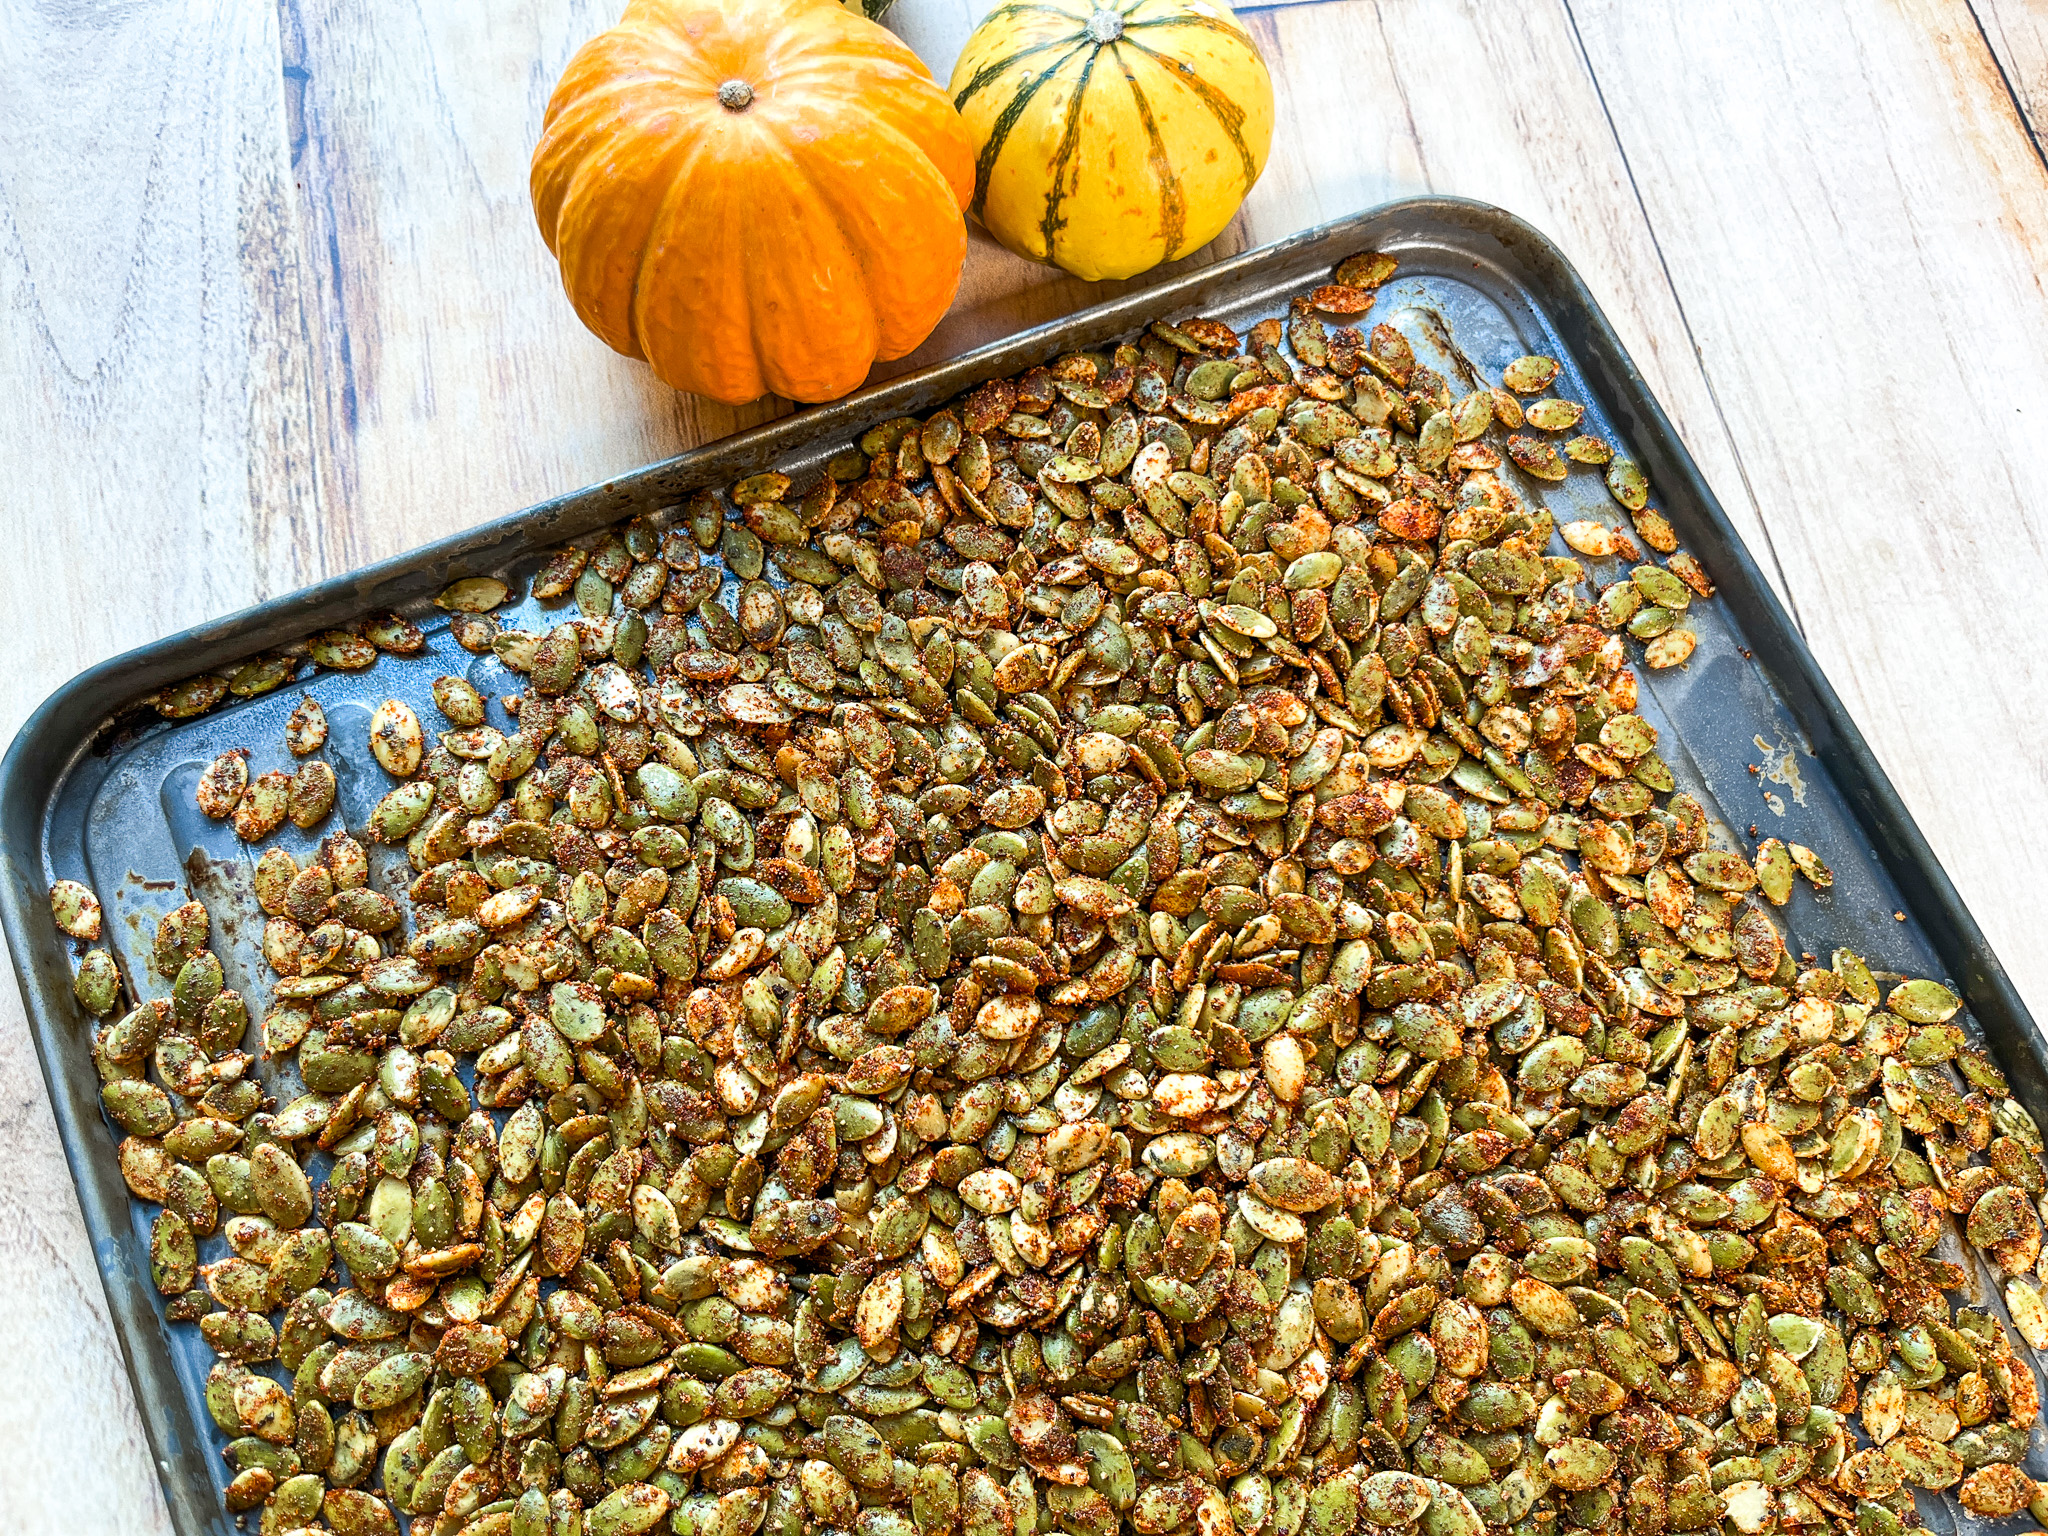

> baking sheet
[3,197,2042,1533]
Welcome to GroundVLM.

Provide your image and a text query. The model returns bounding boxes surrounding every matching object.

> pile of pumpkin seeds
[51,250,2048,1536]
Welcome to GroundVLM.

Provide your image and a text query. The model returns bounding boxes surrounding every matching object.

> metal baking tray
[4,197,2044,1534]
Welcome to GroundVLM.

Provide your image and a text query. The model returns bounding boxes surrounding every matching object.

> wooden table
[3,0,2045,1526]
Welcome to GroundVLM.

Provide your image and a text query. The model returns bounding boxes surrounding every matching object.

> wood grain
[4,0,2048,1528]
[1570,0,2048,1018]
[1976,0,2048,152]
[274,0,788,580]
[0,2,295,1526]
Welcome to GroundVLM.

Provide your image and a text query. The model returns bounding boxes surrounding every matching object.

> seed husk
[49,879,101,939]
[227,654,297,698]
[195,752,250,819]
[285,695,328,755]
[368,699,424,778]
[1523,398,1584,433]
[287,759,337,828]
[232,772,291,841]
[1502,355,1561,393]
[72,948,123,1016]
[435,577,510,613]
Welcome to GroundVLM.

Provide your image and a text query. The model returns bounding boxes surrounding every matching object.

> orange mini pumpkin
[532,0,974,404]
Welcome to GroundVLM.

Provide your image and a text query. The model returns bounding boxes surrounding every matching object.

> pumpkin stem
[1086,9,1124,43]
[717,79,755,112]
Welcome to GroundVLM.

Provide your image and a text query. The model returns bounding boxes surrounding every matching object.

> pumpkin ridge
[965,40,1090,223]
[1117,35,1258,189]
[758,22,939,91]
[551,108,708,357]
[952,29,1086,110]
[1110,46,1185,264]
[793,76,973,209]
[760,36,974,209]
[533,38,711,247]
[625,121,729,379]
[778,111,963,359]
[614,15,717,73]
[1038,42,1105,265]
[744,136,881,396]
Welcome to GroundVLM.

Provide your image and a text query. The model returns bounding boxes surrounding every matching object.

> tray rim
[4,193,2042,1533]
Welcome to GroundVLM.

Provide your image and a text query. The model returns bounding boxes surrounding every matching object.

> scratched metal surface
[3,198,2044,1531]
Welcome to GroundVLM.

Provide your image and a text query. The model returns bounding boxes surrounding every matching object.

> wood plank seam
[1556,0,1808,636]
[1964,0,2048,175]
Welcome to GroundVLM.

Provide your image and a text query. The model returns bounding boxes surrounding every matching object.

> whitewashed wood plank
[273,0,791,580]
[0,0,277,1519]
[0,2,326,740]
[1572,0,2048,1028]
[1977,0,2048,149]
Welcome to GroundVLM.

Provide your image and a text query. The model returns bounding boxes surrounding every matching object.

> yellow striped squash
[949,0,1274,281]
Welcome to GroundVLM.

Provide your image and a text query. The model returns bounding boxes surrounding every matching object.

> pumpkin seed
[285,694,328,755]
[49,879,101,939]
[435,576,509,613]
[368,699,424,777]
[1502,355,1561,393]
[1507,434,1568,481]
[1606,458,1650,510]
[195,752,249,818]
[1524,397,1584,432]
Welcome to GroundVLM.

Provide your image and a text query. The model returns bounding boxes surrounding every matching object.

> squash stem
[717,79,755,112]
